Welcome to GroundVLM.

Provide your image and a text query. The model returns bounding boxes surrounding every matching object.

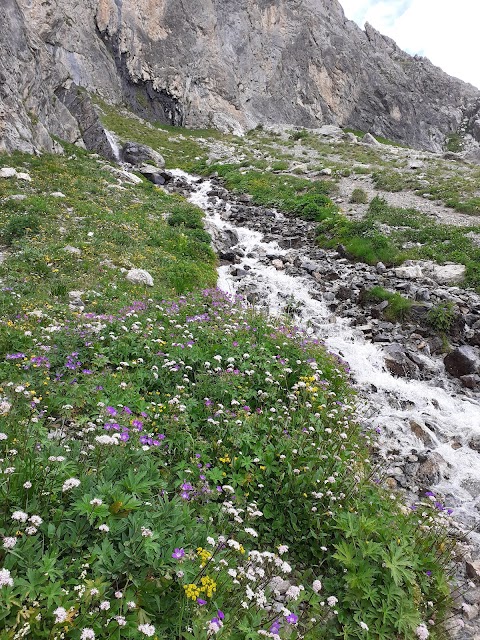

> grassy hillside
[0,143,454,638]
[98,105,480,293]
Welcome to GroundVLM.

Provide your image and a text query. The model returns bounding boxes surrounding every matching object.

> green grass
[349,188,369,204]
[315,197,480,290]
[427,301,456,333]
[0,136,455,638]
[95,99,240,171]
[444,133,464,153]
[0,146,217,322]
[365,286,414,322]
[201,163,338,221]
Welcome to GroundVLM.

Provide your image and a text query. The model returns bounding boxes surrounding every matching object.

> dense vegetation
[0,142,454,639]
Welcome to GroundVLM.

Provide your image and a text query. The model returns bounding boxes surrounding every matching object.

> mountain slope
[2,0,480,157]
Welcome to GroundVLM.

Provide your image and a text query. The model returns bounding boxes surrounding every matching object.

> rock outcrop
[2,0,480,156]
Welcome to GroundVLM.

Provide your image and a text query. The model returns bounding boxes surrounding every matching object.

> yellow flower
[200,576,217,598]
[196,547,212,566]
[183,584,200,600]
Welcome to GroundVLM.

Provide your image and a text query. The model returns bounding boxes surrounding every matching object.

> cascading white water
[105,129,122,163]
[171,169,480,537]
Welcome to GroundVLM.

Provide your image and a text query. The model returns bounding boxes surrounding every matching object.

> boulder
[63,245,82,256]
[409,420,435,447]
[394,264,423,279]
[415,451,446,485]
[384,344,420,378]
[68,290,84,310]
[0,167,17,178]
[469,435,480,453]
[126,269,154,287]
[461,374,480,389]
[137,166,172,185]
[344,132,358,143]
[444,346,479,378]
[408,159,424,169]
[466,560,480,583]
[121,142,165,168]
[394,260,465,284]
[362,132,380,146]
[316,125,343,136]
[430,263,466,284]
[16,172,31,182]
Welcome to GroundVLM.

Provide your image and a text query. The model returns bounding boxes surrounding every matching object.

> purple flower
[285,613,298,625]
[106,406,117,416]
[270,620,281,634]
[217,610,224,620]
[426,570,432,576]
[172,548,185,559]
[197,598,207,605]
[123,406,132,415]
[120,433,130,442]
[132,420,143,429]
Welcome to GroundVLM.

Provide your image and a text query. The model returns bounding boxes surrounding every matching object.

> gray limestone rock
[2,0,480,156]
[362,133,380,146]
[121,142,165,168]
[126,269,154,287]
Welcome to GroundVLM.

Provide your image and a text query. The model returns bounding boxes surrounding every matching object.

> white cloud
[339,0,480,90]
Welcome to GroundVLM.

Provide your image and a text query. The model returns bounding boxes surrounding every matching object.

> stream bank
[167,169,480,637]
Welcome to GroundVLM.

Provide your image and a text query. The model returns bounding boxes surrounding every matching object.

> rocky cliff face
[2,0,480,156]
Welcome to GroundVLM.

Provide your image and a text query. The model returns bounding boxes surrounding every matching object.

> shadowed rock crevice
[96,29,184,126]
[55,84,118,160]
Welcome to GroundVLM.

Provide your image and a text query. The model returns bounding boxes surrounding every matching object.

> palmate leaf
[395,600,421,635]
[381,542,415,587]
[333,539,356,568]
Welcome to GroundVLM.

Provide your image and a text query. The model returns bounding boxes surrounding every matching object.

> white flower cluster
[62,478,81,492]
[0,568,14,588]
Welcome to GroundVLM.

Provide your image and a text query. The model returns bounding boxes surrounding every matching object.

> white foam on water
[171,169,480,533]
[105,129,122,163]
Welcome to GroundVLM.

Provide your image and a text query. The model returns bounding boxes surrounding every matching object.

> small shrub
[3,213,41,245]
[349,187,369,204]
[290,129,309,141]
[367,286,413,321]
[427,301,456,333]
[271,160,290,171]
[445,132,464,153]
[168,209,204,229]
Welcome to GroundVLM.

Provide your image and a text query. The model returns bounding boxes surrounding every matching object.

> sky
[338,0,480,90]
